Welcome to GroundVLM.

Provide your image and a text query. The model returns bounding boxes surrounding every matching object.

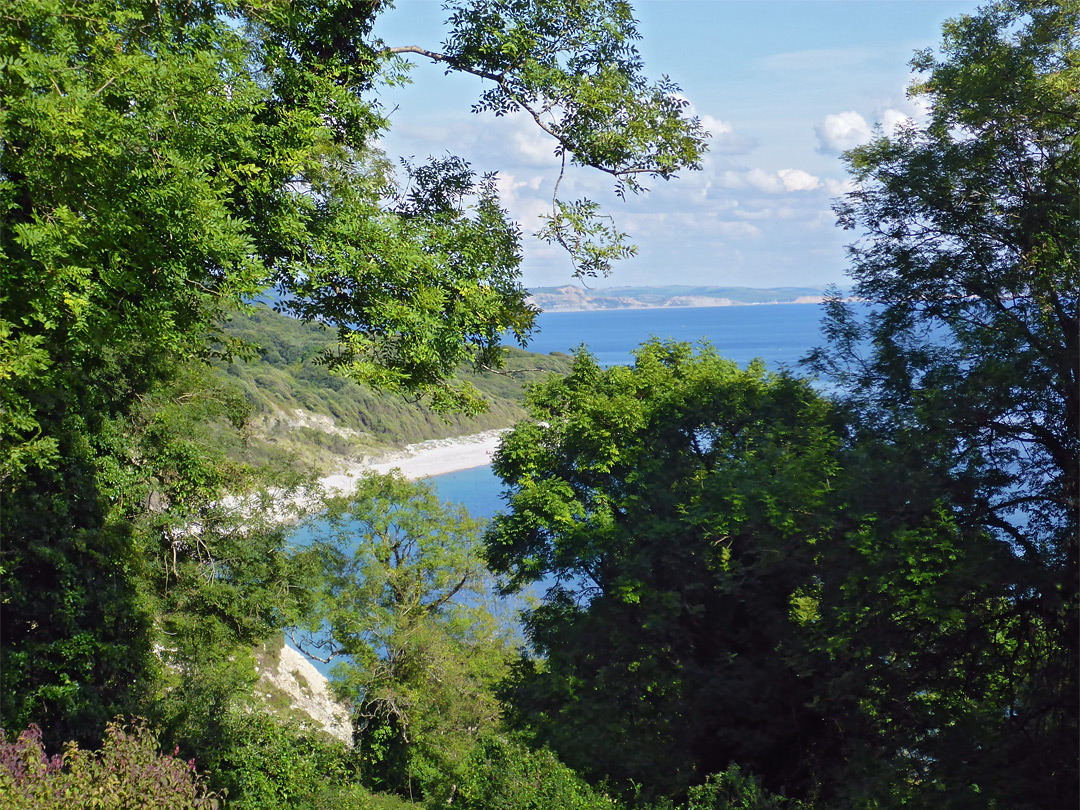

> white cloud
[778,168,821,192]
[911,93,932,120]
[700,115,757,154]
[703,115,732,136]
[760,47,872,72]
[719,168,778,193]
[881,107,914,136]
[495,172,544,199]
[715,220,761,239]
[718,168,821,194]
[508,114,559,166]
[494,172,552,229]
[731,206,775,221]
[824,178,856,196]
[669,95,756,156]
[815,111,873,153]
[805,208,838,229]
[815,90,930,156]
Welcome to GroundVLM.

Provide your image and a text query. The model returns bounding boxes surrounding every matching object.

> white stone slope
[257,641,353,746]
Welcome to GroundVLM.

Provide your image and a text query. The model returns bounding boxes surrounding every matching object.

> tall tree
[807,1,1079,805]
[297,473,515,800]
[0,0,705,745]
[486,342,844,800]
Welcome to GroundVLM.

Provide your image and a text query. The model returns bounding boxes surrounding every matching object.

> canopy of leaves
[297,473,518,800]
[804,1,1078,805]
[811,0,1078,570]
[486,341,843,799]
[0,0,702,754]
[388,0,709,278]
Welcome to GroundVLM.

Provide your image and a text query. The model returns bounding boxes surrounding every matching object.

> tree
[296,473,517,799]
[387,0,708,279]
[486,342,844,800]
[2,0,706,433]
[0,0,705,747]
[806,1,1079,805]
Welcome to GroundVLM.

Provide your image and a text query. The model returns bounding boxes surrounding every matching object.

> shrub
[198,708,371,810]
[682,767,803,810]
[0,719,220,809]
[437,735,620,810]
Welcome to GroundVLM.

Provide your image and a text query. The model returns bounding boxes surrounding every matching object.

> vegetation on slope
[211,305,574,473]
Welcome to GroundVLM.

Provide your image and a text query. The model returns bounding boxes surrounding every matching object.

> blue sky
[369,0,983,289]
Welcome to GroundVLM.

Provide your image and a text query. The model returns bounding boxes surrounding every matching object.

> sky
[367,0,984,290]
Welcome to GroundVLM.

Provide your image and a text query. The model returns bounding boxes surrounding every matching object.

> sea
[428,302,831,519]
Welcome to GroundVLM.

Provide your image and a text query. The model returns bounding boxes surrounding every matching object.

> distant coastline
[528,285,847,313]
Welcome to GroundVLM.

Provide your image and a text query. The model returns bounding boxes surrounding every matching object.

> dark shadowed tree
[486,342,845,800]
[806,1,1079,805]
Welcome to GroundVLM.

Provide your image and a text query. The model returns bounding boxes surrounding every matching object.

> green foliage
[195,710,371,810]
[0,0,699,804]
[440,734,621,810]
[644,767,805,810]
[816,0,1078,564]
[298,474,518,800]
[802,508,1056,810]
[487,341,843,800]
[396,0,708,278]
[0,0,533,417]
[0,321,58,482]
[4,0,667,751]
[0,719,221,810]
[0,331,319,749]
[212,304,574,469]
[439,0,706,187]
[276,156,534,414]
[536,198,637,281]
[0,431,159,749]
[807,2,1079,806]
[678,767,802,810]
[2,0,313,747]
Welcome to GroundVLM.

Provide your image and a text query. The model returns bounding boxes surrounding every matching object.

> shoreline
[529,297,861,314]
[215,430,506,525]
[318,429,506,494]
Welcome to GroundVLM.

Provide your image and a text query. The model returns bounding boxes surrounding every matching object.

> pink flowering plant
[0,719,221,809]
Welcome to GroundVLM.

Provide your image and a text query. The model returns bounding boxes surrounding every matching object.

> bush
[436,735,620,810]
[680,767,804,810]
[197,709,371,810]
[0,719,220,809]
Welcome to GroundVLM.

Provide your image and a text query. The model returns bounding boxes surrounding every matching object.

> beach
[318,429,507,495]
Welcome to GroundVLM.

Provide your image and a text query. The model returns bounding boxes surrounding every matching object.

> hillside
[210,305,573,474]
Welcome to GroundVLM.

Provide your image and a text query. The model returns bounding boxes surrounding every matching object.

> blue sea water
[424,465,506,519]
[426,302,831,511]
[522,303,827,370]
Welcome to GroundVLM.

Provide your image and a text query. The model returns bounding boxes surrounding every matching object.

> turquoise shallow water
[425,464,505,518]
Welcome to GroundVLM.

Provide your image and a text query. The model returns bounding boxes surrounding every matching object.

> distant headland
[528,285,846,312]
